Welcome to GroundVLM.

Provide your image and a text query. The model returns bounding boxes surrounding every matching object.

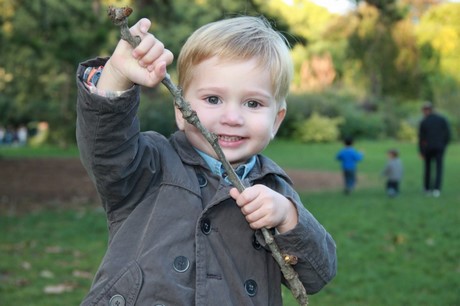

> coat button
[109,294,125,306]
[244,279,258,297]
[201,218,211,235]
[173,255,190,273]
[196,173,207,187]
[252,233,262,250]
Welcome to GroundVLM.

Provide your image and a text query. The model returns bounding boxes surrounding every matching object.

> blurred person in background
[336,136,364,195]
[418,102,451,197]
[381,149,403,197]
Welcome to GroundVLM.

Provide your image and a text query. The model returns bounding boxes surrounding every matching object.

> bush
[139,89,177,136]
[280,91,355,138]
[295,112,343,143]
[339,106,386,140]
[396,120,417,142]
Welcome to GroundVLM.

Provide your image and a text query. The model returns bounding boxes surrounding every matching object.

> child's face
[175,56,286,167]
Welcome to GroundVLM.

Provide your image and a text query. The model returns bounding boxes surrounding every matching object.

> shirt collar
[195,149,256,181]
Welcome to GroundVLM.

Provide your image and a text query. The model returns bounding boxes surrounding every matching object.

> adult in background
[418,102,451,197]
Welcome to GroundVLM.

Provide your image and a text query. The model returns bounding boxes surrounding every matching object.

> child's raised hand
[97,18,174,91]
[230,185,298,233]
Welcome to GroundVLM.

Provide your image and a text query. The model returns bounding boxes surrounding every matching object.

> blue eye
[206,96,220,105]
[245,100,261,108]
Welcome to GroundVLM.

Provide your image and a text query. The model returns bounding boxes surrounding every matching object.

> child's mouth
[218,135,243,142]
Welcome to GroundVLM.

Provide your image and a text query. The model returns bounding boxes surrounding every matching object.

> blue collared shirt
[195,149,256,182]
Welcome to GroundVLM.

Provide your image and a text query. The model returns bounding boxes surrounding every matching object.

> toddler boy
[77,16,336,305]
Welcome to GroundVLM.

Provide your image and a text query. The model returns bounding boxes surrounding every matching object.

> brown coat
[76,58,337,306]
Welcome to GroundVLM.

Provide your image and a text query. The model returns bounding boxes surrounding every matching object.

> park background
[1,0,459,305]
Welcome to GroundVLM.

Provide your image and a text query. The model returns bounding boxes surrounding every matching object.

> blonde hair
[177,16,293,106]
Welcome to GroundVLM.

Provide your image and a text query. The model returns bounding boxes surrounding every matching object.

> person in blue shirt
[336,137,364,194]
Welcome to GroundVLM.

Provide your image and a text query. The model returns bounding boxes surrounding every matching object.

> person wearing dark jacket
[76,16,336,305]
[418,102,451,197]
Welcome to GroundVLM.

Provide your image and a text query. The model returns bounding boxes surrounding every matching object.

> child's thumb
[229,187,240,200]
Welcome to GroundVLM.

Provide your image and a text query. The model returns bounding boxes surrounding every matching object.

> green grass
[265,140,460,306]
[0,207,107,305]
[0,145,79,159]
[1,140,459,305]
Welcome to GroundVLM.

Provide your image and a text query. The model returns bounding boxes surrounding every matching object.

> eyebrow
[196,87,273,100]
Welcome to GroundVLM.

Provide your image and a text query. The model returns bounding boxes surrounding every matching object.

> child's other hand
[97,18,174,91]
[230,185,298,233]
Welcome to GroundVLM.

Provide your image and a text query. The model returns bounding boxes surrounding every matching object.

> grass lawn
[0,145,79,159]
[1,140,459,305]
[266,140,460,306]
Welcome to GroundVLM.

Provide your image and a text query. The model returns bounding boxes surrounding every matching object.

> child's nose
[220,104,244,126]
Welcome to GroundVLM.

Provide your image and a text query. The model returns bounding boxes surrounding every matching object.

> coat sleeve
[443,117,451,147]
[271,178,337,294]
[76,58,163,221]
[418,119,427,154]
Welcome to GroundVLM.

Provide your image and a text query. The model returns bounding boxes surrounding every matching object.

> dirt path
[0,158,342,213]
[0,158,99,211]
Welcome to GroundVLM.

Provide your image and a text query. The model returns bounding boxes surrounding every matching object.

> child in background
[76,16,336,305]
[336,137,364,194]
[382,149,403,197]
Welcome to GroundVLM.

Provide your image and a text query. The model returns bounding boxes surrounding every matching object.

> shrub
[139,89,177,136]
[295,112,343,143]
[396,120,417,143]
[339,107,385,140]
[280,91,355,138]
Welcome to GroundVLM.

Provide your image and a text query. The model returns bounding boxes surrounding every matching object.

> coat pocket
[86,261,143,306]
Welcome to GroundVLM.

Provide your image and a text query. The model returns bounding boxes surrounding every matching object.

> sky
[310,0,460,15]
[310,0,356,15]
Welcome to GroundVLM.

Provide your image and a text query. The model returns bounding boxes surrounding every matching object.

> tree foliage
[416,2,460,80]
[0,0,293,145]
[1,0,459,144]
[342,1,426,103]
[0,0,112,144]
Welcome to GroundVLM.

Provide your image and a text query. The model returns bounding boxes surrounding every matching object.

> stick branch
[107,6,308,305]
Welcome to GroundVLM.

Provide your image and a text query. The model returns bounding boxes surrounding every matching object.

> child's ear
[174,106,185,130]
[271,105,286,139]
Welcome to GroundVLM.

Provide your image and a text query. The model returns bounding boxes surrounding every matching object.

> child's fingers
[149,49,174,76]
[130,18,151,37]
[138,39,165,66]
[233,187,262,216]
[131,33,157,61]
[130,18,156,60]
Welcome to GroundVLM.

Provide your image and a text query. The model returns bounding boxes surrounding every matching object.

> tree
[262,0,336,91]
[0,0,112,145]
[133,0,301,62]
[416,2,460,81]
[416,2,460,134]
[341,1,429,106]
[1,0,301,145]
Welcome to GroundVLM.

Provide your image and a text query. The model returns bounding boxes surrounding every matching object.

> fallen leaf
[45,246,63,254]
[21,261,31,270]
[73,270,93,279]
[40,270,54,278]
[425,237,435,246]
[43,284,74,294]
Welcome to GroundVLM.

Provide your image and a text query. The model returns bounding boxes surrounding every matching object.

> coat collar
[168,131,292,186]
